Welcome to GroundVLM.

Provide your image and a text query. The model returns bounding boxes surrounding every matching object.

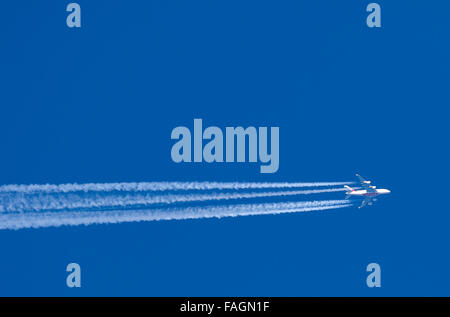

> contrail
[0,188,346,213]
[0,200,352,230]
[0,181,354,194]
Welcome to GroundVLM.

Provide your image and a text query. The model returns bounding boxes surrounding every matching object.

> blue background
[0,0,449,296]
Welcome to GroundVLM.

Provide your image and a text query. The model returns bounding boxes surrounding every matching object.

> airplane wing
[356,174,371,188]
[358,197,372,209]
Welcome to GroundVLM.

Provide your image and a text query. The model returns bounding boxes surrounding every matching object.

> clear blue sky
[0,0,449,296]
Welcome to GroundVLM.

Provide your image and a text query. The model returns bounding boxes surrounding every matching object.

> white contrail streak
[0,188,346,213]
[0,181,354,194]
[0,200,352,230]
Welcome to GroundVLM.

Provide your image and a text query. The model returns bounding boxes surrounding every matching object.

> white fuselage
[348,188,390,198]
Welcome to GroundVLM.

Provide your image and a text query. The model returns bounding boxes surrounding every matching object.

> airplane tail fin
[344,185,353,199]
[344,185,354,192]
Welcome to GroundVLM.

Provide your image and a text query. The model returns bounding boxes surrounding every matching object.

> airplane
[344,174,391,208]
